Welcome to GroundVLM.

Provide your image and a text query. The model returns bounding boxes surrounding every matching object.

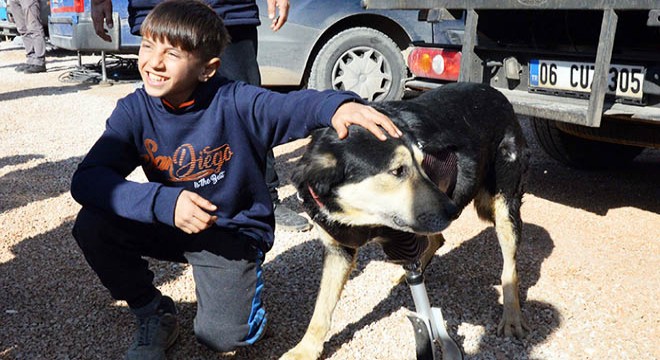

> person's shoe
[125,296,180,360]
[274,203,312,232]
[23,64,47,74]
[14,63,30,72]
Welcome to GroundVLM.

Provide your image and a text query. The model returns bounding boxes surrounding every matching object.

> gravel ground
[1,42,659,360]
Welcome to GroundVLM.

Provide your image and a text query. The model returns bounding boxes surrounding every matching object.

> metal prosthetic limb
[405,262,463,360]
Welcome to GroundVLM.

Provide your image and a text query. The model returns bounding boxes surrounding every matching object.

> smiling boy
[70,0,400,358]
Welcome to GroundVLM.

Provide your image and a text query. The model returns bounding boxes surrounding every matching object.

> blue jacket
[128,0,259,35]
[71,76,361,249]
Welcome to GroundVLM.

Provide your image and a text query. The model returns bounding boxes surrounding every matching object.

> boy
[70,0,401,358]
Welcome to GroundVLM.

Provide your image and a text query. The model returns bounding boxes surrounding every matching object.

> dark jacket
[128,0,259,35]
[70,76,360,250]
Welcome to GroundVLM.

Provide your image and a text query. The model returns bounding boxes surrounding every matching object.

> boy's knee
[72,207,106,247]
[193,319,246,352]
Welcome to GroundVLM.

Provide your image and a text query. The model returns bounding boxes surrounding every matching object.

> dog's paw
[497,313,530,338]
[280,342,323,360]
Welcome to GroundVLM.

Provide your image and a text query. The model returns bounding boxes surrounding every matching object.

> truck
[365,0,660,169]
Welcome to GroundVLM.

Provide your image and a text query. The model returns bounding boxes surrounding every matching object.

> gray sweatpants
[7,0,46,66]
[72,207,268,352]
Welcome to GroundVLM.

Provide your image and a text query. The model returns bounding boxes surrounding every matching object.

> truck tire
[307,27,406,102]
[531,117,644,169]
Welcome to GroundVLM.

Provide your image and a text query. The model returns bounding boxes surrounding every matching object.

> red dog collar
[307,185,325,209]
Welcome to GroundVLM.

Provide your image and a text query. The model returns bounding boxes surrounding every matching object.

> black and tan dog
[282,82,530,360]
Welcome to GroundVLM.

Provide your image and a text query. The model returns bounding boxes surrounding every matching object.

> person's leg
[218,25,261,86]
[72,207,185,359]
[264,148,280,202]
[18,0,46,70]
[8,0,28,70]
[184,231,267,352]
[219,25,311,232]
[73,207,167,307]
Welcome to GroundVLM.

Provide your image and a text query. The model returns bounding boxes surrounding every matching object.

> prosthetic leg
[405,261,463,360]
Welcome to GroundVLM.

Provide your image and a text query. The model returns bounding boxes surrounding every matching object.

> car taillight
[51,0,84,13]
[407,47,461,81]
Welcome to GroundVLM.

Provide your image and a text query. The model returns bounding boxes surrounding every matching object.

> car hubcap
[332,46,392,101]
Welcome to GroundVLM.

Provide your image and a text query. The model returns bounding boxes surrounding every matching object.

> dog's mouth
[392,213,451,235]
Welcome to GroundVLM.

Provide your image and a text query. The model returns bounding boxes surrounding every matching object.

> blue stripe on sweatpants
[244,249,267,344]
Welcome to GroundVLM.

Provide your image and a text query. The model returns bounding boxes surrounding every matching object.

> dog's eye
[389,166,407,178]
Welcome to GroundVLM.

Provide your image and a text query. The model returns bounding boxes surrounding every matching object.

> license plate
[529,59,645,100]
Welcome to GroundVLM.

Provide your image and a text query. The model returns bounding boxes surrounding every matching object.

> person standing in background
[8,0,47,73]
[90,0,313,232]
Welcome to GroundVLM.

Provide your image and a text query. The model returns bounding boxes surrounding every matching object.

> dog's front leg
[281,228,357,360]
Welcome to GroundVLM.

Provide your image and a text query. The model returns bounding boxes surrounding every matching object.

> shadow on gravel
[0,214,557,359]
[0,156,81,214]
[525,149,660,216]
[0,84,93,102]
[0,154,43,168]
[225,222,557,360]
[0,220,192,359]
[0,57,80,71]
[517,117,660,216]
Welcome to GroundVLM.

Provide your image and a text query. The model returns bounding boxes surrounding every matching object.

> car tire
[307,27,406,101]
[531,117,644,169]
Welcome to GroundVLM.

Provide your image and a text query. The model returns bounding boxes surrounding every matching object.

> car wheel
[531,117,644,169]
[307,27,406,101]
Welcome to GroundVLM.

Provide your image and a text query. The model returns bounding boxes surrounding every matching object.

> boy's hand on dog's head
[332,102,402,141]
[174,190,218,234]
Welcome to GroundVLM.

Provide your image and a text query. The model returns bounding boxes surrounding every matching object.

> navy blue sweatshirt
[70,76,360,249]
[128,0,259,35]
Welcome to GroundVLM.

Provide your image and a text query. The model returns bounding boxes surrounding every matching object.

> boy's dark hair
[141,0,230,61]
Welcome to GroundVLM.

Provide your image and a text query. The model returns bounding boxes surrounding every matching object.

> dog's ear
[292,149,345,197]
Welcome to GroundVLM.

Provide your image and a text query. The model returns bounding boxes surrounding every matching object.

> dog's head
[293,126,459,235]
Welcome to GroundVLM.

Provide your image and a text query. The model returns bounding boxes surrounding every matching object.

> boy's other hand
[91,0,114,42]
[267,0,289,31]
[331,102,402,141]
[174,190,218,234]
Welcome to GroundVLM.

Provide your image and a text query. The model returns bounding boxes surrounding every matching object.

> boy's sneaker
[126,296,179,360]
[274,203,312,232]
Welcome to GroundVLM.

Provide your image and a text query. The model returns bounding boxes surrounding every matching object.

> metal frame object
[364,0,660,127]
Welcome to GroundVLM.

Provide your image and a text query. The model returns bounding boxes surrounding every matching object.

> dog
[281,82,530,360]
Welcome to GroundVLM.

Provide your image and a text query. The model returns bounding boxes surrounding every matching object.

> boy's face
[138,35,219,106]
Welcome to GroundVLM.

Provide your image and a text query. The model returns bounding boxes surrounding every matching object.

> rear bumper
[406,79,660,125]
[48,12,139,52]
[0,19,18,37]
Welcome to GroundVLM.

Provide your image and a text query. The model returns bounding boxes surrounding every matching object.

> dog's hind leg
[475,189,528,338]
[281,227,358,360]
[475,128,530,338]
[492,193,528,338]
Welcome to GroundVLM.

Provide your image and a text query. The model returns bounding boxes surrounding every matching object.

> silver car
[256,0,438,101]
